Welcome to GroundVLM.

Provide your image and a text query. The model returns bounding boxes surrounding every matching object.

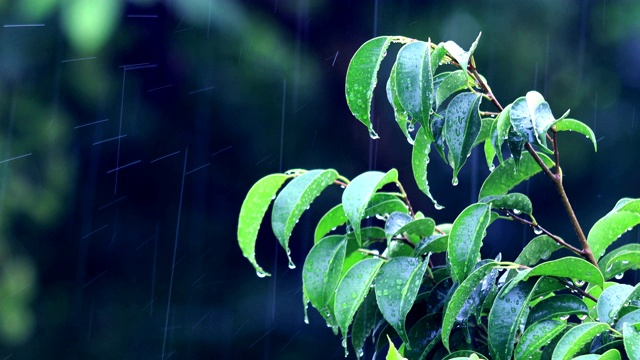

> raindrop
[615,273,624,280]
[256,271,268,278]
[451,177,459,186]
[621,260,629,265]
[512,209,522,215]
[434,203,444,210]
[368,129,380,139]
[533,227,543,235]
[407,123,415,132]
[488,163,495,172]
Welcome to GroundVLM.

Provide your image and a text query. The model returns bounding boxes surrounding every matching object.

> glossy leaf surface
[551,322,610,360]
[395,41,433,127]
[587,210,640,260]
[412,126,442,208]
[478,152,554,199]
[303,236,347,312]
[515,235,563,266]
[448,203,491,283]
[444,92,482,180]
[514,319,566,360]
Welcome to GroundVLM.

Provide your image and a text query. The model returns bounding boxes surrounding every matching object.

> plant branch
[552,130,561,175]
[358,249,389,261]
[470,66,503,111]
[554,277,598,303]
[506,211,585,256]
[395,181,415,217]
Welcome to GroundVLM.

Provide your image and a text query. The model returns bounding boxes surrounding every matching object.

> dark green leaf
[343,169,399,245]
[515,235,563,266]
[314,204,347,243]
[479,193,533,216]
[507,127,527,166]
[384,212,413,242]
[491,104,512,165]
[598,243,640,280]
[412,126,443,209]
[387,216,436,245]
[272,169,339,267]
[478,152,554,199]
[448,203,491,283]
[587,210,640,261]
[553,118,597,152]
[444,92,483,181]
[375,257,428,345]
[623,323,640,360]
[238,173,289,277]
[514,319,566,360]
[395,41,433,127]
[507,257,604,293]
[352,292,382,360]
[405,314,442,360]
[435,70,468,109]
[303,236,347,312]
[431,113,447,162]
[346,36,393,138]
[527,295,588,325]
[386,63,413,143]
[551,322,610,359]
[509,96,537,144]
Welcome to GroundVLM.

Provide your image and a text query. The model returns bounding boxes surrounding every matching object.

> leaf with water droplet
[443,33,481,74]
[404,313,442,359]
[527,295,588,325]
[478,152,554,199]
[237,173,290,277]
[351,292,382,360]
[444,92,482,181]
[551,322,610,359]
[343,169,399,245]
[375,257,428,346]
[491,104,512,165]
[442,261,500,351]
[448,203,491,283]
[552,118,597,152]
[597,284,635,325]
[435,69,468,109]
[412,126,443,209]
[479,193,533,216]
[272,169,339,267]
[598,243,640,280]
[515,235,563,267]
[514,319,566,360]
[385,213,435,246]
[314,204,348,243]
[526,91,557,152]
[395,41,433,129]
[303,235,347,318]
[587,206,640,260]
[623,323,640,360]
[386,63,413,143]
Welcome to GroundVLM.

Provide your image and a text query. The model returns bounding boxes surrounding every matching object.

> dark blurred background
[0,0,638,358]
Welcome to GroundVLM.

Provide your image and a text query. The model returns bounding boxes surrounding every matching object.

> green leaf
[609,198,640,214]
[515,235,563,266]
[442,261,500,350]
[343,169,399,245]
[509,96,537,144]
[395,41,433,127]
[623,323,640,360]
[430,43,447,73]
[491,104,513,165]
[444,92,483,181]
[375,257,428,345]
[384,212,414,242]
[303,236,347,312]
[237,173,289,277]
[598,284,635,325]
[507,127,527,166]
[598,243,640,280]
[488,278,538,360]
[405,314,442,360]
[587,210,640,261]
[479,193,533,216]
[526,91,557,150]
[551,322,610,359]
[527,295,588,325]
[386,63,413,143]
[448,203,491,283]
[272,169,339,267]
[386,215,435,244]
[346,36,393,138]
[553,118,597,152]
[435,70,468,109]
[414,234,448,256]
[474,118,496,147]
[314,204,347,243]
[412,126,443,209]
[386,335,407,360]
[615,309,640,331]
[484,136,497,170]
[478,152,555,199]
[509,257,604,292]
[514,319,566,360]
[364,193,410,218]
[351,292,382,359]
[335,258,384,347]
[596,349,623,360]
[443,33,481,74]
[431,113,447,161]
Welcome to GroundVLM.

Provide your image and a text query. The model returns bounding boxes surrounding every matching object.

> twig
[506,211,585,256]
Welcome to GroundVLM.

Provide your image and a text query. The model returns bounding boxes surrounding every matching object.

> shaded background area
[0,0,638,358]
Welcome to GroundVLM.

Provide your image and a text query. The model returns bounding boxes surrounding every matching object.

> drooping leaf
[508,96,537,143]
[488,278,538,360]
[587,210,640,261]
[335,258,385,347]
[479,193,533,216]
[386,63,413,143]
[412,126,443,209]
[395,41,433,128]
[474,118,496,146]
[351,292,382,360]
[553,118,598,152]
[484,136,497,170]
[431,113,447,162]
[514,319,566,360]
[515,235,563,266]
[507,127,527,166]
[491,104,513,165]
[405,313,442,360]
[435,70,468,109]
[346,36,393,138]
[551,322,610,359]
[478,152,555,199]
[527,295,588,325]
[237,173,289,276]
[442,261,500,350]
[343,169,399,245]
[303,236,347,313]
[375,257,428,345]
[443,33,481,74]
[314,204,348,243]
[386,335,407,360]
[623,323,640,360]
[598,243,640,280]
[444,92,483,181]
[447,203,491,283]
[598,284,635,325]
[272,169,339,267]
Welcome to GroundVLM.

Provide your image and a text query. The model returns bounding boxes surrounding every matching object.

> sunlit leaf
[598,243,640,280]
[515,235,563,266]
[551,322,610,359]
[527,295,588,325]
[443,33,481,74]
[442,261,499,350]
[479,193,533,216]
[553,118,597,152]
[375,257,428,345]
[405,314,442,359]
[514,319,566,360]
[444,92,483,181]
[448,203,491,283]
[272,169,339,267]
[435,70,468,109]
[237,173,289,276]
[303,236,347,314]
[314,204,347,243]
[488,278,538,360]
[343,169,399,245]
[478,152,554,199]
[395,41,433,128]
[587,209,640,260]
[412,126,443,209]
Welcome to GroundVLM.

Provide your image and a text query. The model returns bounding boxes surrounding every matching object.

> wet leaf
[442,261,500,350]
[598,243,640,280]
[506,257,604,294]
[587,210,640,260]
[314,204,347,243]
[395,41,433,128]
[343,169,399,245]
[491,104,512,165]
[527,295,588,325]
[514,319,566,360]
[598,284,635,325]
[375,257,428,345]
[405,314,442,359]
[272,169,339,266]
[615,309,640,331]
[351,292,382,360]
[623,323,640,360]
[386,215,435,244]
[479,193,533,216]
[526,91,556,151]
[386,63,412,143]
[551,322,610,359]
[447,203,491,283]
[444,92,483,180]
[237,173,289,276]
[414,234,448,256]
[364,193,410,218]
[435,70,468,109]
[384,212,413,242]
[303,236,347,314]
[515,235,563,266]
[478,152,554,199]
[553,118,597,152]
[443,33,481,74]
[412,126,443,209]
